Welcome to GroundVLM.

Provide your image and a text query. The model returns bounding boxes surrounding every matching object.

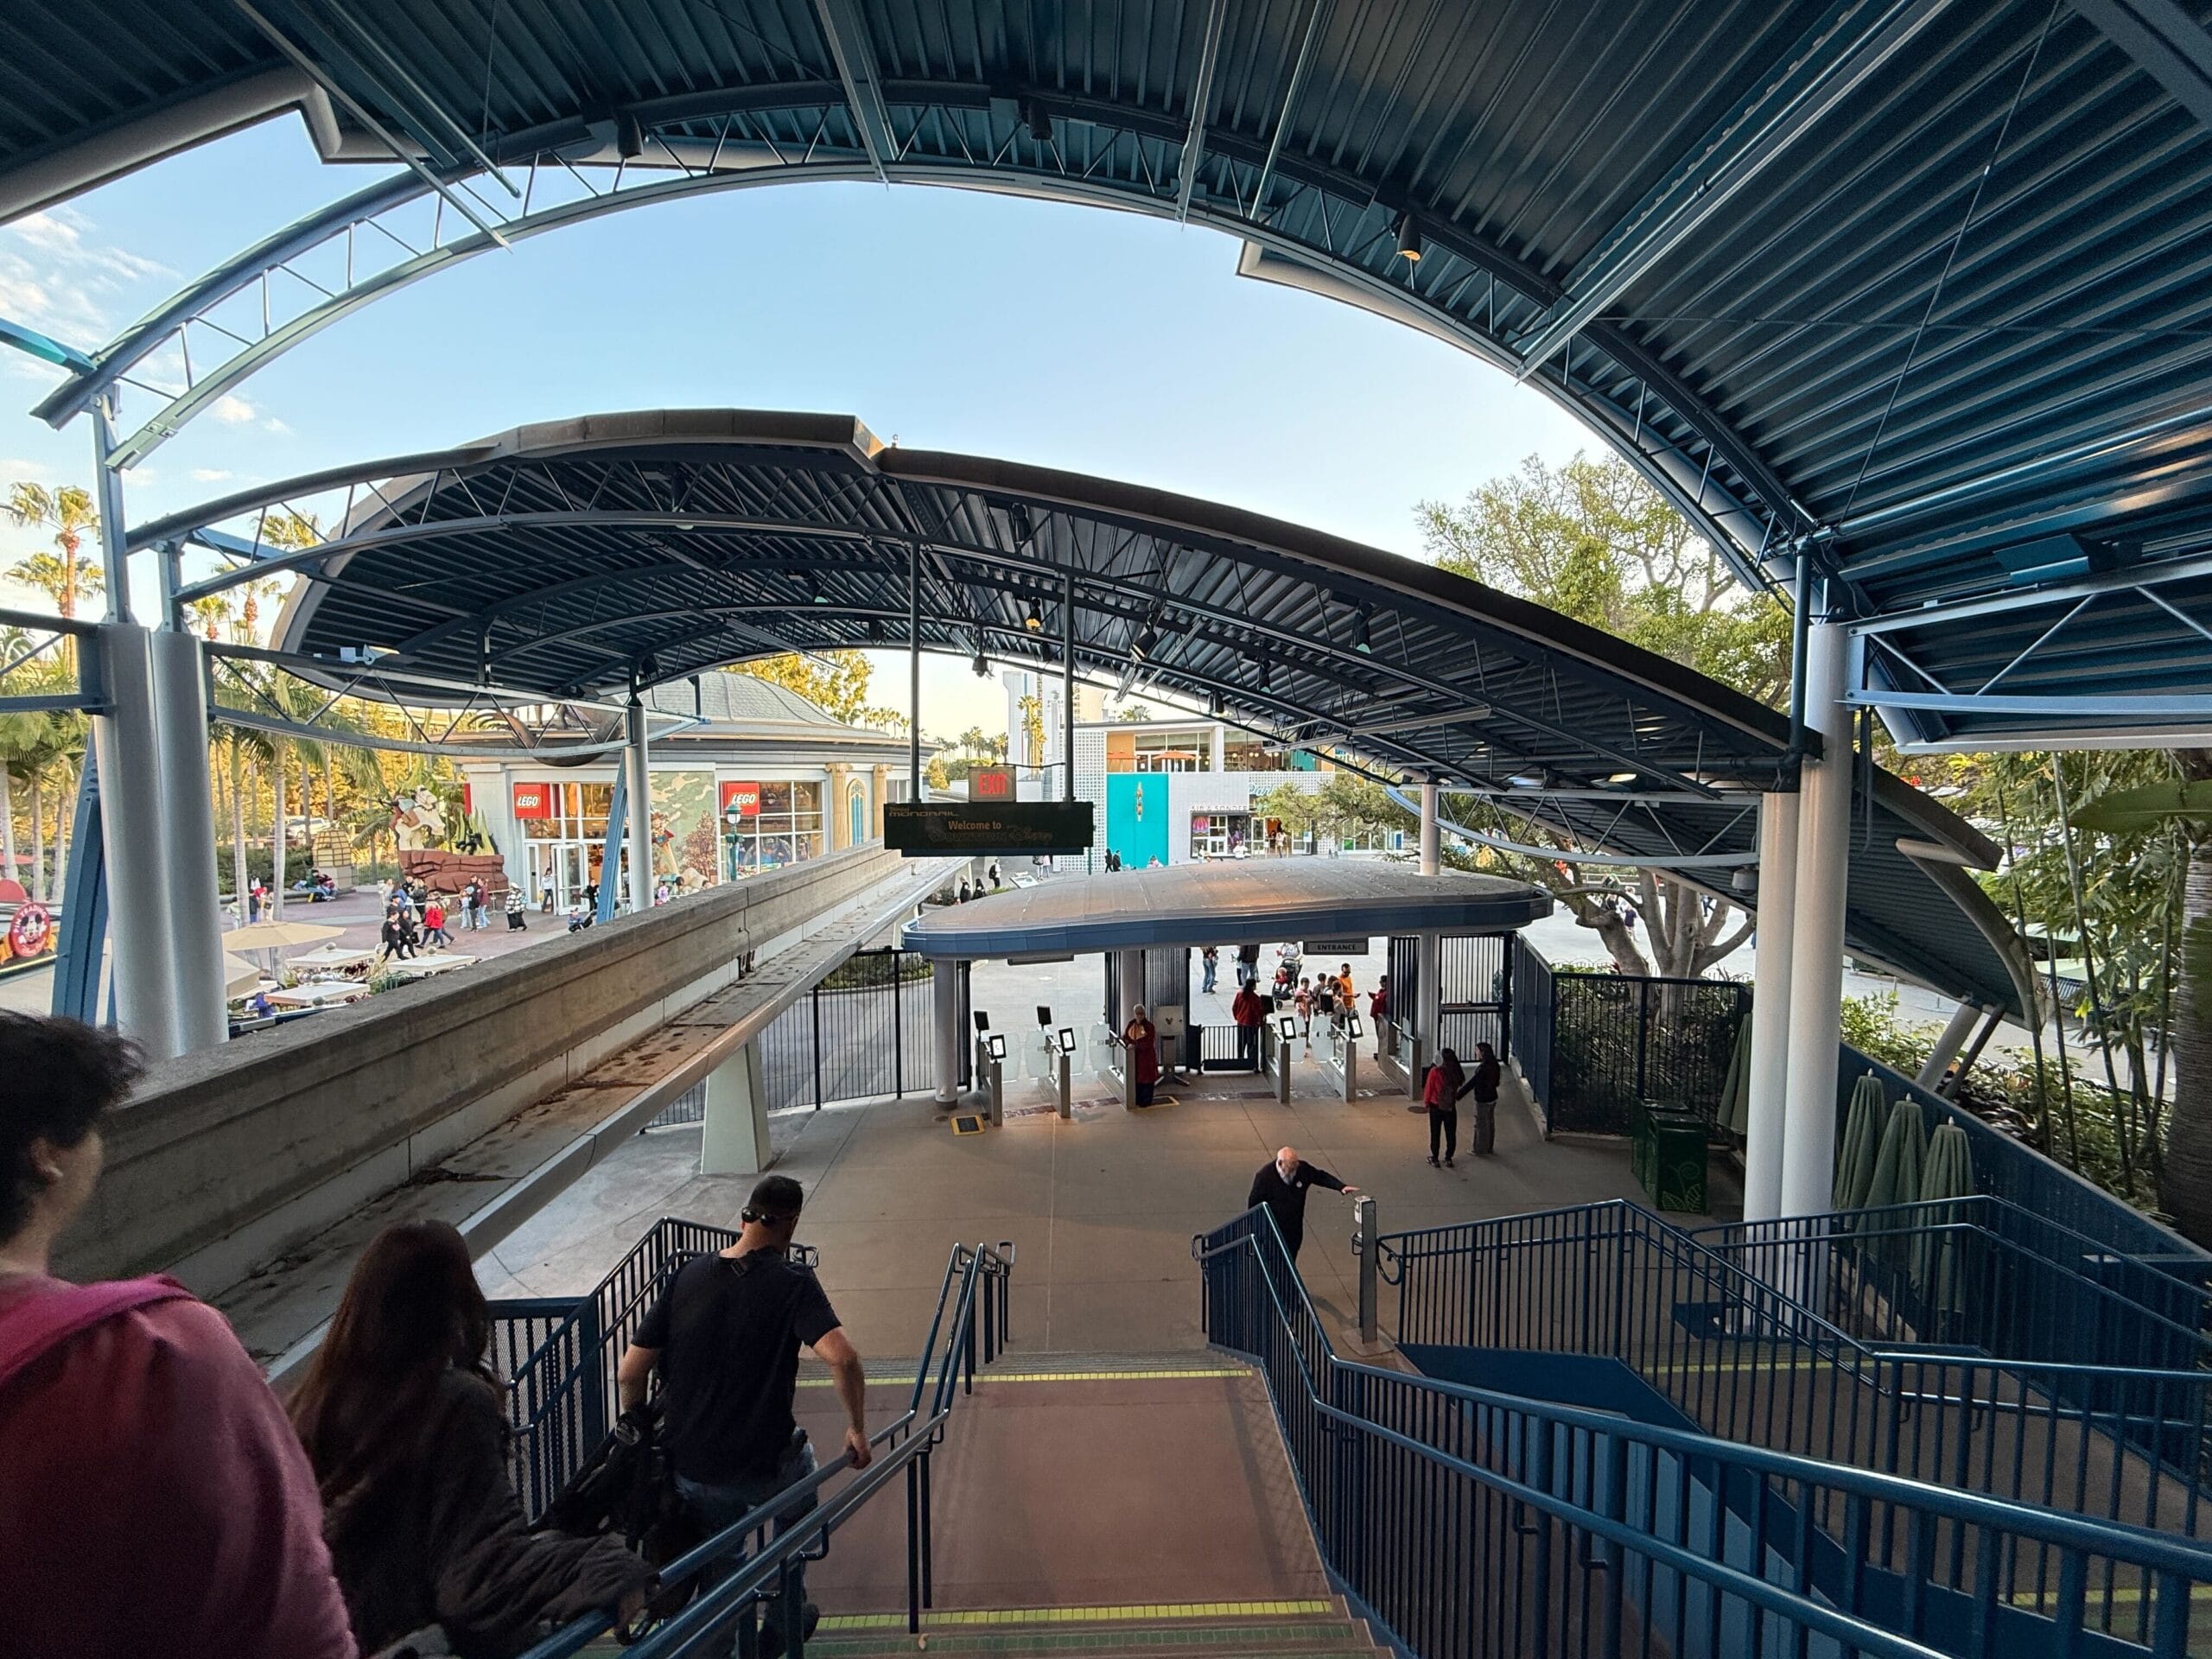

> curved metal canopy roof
[15,0,2212,749]
[901,860,1554,958]
[126,407,2036,1018]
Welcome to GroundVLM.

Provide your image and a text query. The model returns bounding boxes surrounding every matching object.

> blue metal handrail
[515,1235,1013,1658]
[1692,1196,2212,1370]
[1198,1203,2212,1657]
[1372,1199,2212,1539]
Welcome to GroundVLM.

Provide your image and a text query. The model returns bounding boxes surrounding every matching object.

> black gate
[1103,949,1200,1069]
[1388,933,1513,1061]
[759,949,969,1111]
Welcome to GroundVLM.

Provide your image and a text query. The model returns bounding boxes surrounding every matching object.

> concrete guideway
[53,846,955,1368]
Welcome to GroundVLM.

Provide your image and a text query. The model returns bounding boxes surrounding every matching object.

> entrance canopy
[129,408,2035,1018]
[15,1,2212,749]
[903,861,1552,960]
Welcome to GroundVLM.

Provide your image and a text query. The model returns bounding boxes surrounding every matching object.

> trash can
[1631,1100,1710,1214]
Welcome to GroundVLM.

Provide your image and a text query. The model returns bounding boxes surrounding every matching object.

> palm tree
[3,483,104,622]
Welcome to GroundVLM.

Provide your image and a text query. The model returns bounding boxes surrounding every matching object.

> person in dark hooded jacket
[289,1220,652,1657]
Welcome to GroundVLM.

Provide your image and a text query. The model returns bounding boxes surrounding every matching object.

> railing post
[906,1459,922,1634]
[1354,1195,1379,1346]
[577,1297,607,1449]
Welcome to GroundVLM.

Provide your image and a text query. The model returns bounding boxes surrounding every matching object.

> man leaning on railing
[616,1176,869,1659]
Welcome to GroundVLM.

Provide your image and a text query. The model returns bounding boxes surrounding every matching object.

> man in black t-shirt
[618,1176,868,1658]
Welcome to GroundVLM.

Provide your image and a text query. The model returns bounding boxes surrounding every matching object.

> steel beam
[1848,550,2212,635]
[1174,0,1232,222]
[1513,0,1953,378]
[1844,689,2212,716]
[810,0,897,180]
[2070,0,2212,127]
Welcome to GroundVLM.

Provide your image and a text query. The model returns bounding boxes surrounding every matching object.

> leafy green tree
[735,652,906,728]
[1416,453,1784,975]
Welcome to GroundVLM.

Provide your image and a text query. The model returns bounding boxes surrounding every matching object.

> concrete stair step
[799,1601,1378,1659]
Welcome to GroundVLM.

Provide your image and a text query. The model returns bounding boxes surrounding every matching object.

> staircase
[807,1600,1383,1657]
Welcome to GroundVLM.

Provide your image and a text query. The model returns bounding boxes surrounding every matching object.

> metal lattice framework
[15,0,2212,747]
[124,408,2034,1014]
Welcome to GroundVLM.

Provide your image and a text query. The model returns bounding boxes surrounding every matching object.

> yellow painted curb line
[817,1599,1336,1630]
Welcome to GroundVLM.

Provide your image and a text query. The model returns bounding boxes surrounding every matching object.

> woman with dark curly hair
[289,1220,652,1657]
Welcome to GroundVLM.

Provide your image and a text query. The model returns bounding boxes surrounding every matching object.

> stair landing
[796,1357,1330,1614]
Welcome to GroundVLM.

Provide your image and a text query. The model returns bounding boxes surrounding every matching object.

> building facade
[1061,715,1406,868]
[461,673,910,909]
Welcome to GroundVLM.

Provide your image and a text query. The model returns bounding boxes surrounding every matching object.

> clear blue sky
[0,115,1596,733]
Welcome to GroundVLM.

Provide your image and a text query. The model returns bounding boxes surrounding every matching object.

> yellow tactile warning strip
[799,1369,1251,1388]
[817,1600,1336,1630]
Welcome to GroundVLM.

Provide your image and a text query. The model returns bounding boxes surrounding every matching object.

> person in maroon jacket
[0,1014,356,1659]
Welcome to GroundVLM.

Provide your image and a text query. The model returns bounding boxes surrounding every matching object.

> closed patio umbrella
[1915,1122,1976,1314]
[1866,1096,1929,1271]
[1833,1072,1885,1212]
[1718,1010,1752,1139]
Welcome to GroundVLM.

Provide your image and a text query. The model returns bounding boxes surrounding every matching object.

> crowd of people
[1,1014,868,1659]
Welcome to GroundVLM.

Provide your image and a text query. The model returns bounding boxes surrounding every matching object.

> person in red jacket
[1122,1005,1161,1106]
[1230,982,1266,1071]
[0,1014,355,1659]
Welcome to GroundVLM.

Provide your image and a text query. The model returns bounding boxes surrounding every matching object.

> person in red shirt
[0,1014,355,1659]
[423,899,451,949]
[1122,1004,1161,1106]
[1230,982,1266,1071]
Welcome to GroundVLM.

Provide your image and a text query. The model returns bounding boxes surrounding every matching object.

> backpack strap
[0,1274,194,1392]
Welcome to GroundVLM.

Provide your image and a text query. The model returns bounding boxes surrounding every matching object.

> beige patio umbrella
[225,919,345,951]
[221,953,262,998]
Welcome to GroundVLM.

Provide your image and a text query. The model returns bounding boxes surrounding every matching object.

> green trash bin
[1631,1100,1710,1215]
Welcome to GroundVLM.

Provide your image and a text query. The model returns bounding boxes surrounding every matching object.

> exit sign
[969,767,1015,801]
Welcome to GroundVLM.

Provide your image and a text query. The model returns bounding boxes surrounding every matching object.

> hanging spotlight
[974,646,990,677]
[1208,691,1224,717]
[1025,599,1044,632]
[1253,656,1271,690]
[1008,502,1034,544]
[1352,606,1372,653]
[1131,623,1160,661]
[1020,97,1052,143]
[865,617,885,644]
[1393,210,1422,262]
[804,571,828,604]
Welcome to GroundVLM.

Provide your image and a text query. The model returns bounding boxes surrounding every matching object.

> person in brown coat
[289,1221,652,1657]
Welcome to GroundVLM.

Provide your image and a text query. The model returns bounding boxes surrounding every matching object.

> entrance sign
[885,801,1093,856]
[1306,937,1370,956]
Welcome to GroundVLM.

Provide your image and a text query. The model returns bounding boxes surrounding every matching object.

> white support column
[1781,617,1853,1217]
[700,1040,771,1174]
[149,628,226,1051]
[1413,929,1442,1095]
[1915,1001,1984,1093]
[1419,780,1441,876]
[1210,724,1226,773]
[933,957,962,1104]
[91,625,181,1057]
[1742,791,1798,1223]
[625,696,652,913]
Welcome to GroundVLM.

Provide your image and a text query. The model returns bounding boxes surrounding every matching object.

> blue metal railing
[514,1235,1014,1657]
[1375,1200,2212,1541]
[1199,1203,2212,1658]
[1693,1196,2212,1375]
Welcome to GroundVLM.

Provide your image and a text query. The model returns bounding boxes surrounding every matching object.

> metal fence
[490,1217,743,1521]
[1512,934,1555,1110]
[1544,969,1750,1135]
[1200,1202,2212,1659]
[758,949,967,1111]
[1374,1200,2212,1542]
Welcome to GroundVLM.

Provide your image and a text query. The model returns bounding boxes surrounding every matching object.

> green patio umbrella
[1718,1010,1753,1139]
[1833,1072,1886,1212]
[1866,1096,1929,1268]
[1914,1122,1976,1313]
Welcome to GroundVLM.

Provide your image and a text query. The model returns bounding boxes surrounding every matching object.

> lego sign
[720,781,761,817]
[512,782,552,820]
[969,767,1015,802]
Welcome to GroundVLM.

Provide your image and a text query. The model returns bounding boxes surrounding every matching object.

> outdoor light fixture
[974,651,990,677]
[1604,771,1640,785]
[1508,768,1553,789]
[866,617,885,643]
[1393,211,1422,261]
[1254,657,1271,690]
[1026,600,1044,632]
[1020,97,1052,143]
[1352,607,1372,653]
[1132,623,1160,660]
[1208,691,1224,716]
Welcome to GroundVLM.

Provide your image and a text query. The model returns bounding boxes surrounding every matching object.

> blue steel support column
[626,694,652,913]
[594,769,626,925]
[48,751,106,1024]
[1781,612,1853,1217]
[150,627,227,1049]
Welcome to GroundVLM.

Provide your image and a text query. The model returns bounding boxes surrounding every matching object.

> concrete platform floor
[478,1068,1740,1358]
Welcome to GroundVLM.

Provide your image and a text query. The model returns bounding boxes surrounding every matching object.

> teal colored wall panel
[1106,773,1171,868]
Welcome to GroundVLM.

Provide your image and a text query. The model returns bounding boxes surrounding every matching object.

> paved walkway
[479,1065,1740,1358]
